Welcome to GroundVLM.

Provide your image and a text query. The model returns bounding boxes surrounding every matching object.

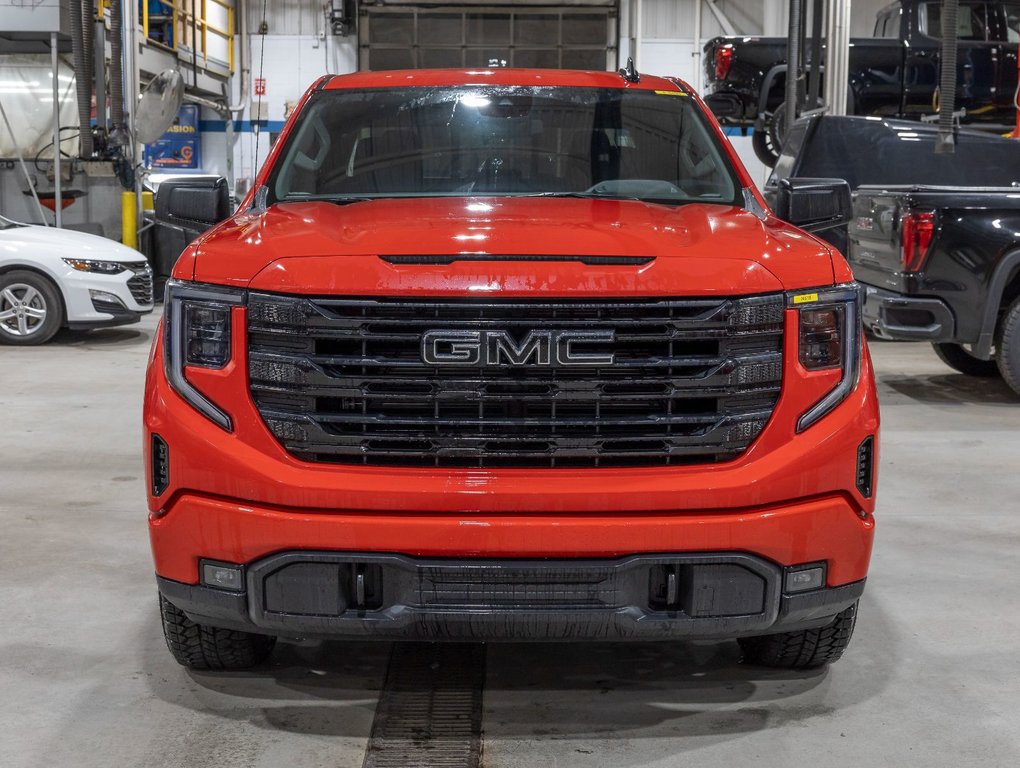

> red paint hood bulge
[184,197,836,297]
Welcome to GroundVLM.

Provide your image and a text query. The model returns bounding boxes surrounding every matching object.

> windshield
[268,85,741,207]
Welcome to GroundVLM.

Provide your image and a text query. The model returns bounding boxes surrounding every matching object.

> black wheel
[160,595,275,670]
[932,342,1000,377]
[752,114,781,168]
[0,270,64,345]
[738,601,858,669]
[996,296,1020,396]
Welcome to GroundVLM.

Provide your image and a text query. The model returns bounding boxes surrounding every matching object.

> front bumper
[158,551,866,641]
[862,284,956,342]
[60,262,153,329]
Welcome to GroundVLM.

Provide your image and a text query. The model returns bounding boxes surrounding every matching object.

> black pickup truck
[704,0,1020,165]
[767,113,1020,392]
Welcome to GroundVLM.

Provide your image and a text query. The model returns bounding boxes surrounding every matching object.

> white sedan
[0,216,154,345]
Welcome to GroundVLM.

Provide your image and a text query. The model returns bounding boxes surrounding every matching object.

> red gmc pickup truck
[144,67,879,671]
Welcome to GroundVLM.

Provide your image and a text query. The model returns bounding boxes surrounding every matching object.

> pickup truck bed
[704,0,1020,165]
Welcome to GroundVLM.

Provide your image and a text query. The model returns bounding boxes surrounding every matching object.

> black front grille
[247,294,785,468]
[126,264,153,305]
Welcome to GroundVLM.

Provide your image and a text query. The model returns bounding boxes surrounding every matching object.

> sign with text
[143,104,201,169]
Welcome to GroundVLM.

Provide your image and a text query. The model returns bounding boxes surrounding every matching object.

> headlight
[789,284,862,432]
[164,279,245,430]
[63,258,129,274]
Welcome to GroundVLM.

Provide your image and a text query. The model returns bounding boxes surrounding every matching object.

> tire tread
[996,296,1020,396]
[739,601,858,669]
[160,595,275,670]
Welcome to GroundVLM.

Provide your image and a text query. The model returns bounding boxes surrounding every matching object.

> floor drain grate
[362,643,485,768]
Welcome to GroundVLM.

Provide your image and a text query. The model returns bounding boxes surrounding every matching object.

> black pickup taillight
[714,45,734,81]
[900,210,936,272]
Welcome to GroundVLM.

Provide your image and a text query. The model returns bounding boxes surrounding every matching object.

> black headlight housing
[788,284,863,432]
[63,258,131,274]
[164,280,245,430]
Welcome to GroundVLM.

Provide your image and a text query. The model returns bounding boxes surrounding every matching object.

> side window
[1005,3,1020,42]
[920,2,989,41]
[874,11,899,38]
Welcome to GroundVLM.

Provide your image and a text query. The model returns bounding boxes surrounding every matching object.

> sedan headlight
[63,258,130,274]
[163,279,245,430]
[789,284,862,432]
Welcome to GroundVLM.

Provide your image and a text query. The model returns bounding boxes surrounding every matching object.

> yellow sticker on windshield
[654,90,687,96]
[793,293,819,305]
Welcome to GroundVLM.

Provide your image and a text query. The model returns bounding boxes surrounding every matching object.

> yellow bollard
[142,190,154,211]
[121,191,137,249]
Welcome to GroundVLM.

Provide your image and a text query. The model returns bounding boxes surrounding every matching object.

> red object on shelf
[39,197,77,212]
[24,189,83,212]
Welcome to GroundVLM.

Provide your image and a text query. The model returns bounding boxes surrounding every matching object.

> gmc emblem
[421,329,616,366]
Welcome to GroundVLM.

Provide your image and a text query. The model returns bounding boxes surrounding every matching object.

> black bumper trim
[157,552,866,642]
[862,284,956,342]
[68,307,151,330]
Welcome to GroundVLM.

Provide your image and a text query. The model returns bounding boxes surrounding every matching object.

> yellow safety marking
[654,90,688,96]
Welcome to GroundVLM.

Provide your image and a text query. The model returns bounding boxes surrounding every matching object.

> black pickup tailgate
[851,185,1020,289]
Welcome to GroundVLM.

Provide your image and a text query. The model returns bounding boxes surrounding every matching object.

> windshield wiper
[281,193,377,205]
[526,192,690,206]
[525,191,643,201]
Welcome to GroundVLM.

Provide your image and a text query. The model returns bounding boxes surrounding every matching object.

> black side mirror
[150,176,231,292]
[773,177,852,233]
[154,176,231,231]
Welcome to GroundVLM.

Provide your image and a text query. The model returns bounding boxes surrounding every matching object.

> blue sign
[144,104,200,169]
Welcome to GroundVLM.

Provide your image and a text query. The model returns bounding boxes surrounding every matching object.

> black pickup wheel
[932,342,1000,378]
[752,106,784,168]
[996,297,1020,396]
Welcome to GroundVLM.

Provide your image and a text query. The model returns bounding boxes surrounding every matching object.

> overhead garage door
[359,1,618,72]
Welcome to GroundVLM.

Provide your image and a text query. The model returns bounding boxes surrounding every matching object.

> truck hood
[188,197,835,296]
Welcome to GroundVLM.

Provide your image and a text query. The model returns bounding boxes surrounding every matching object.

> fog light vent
[856,435,875,498]
[151,434,170,496]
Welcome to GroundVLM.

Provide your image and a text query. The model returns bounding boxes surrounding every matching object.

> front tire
[996,296,1020,396]
[932,342,1000,377]
[0,270,63,345]
[160,595,276,670]
[739,601,858,669]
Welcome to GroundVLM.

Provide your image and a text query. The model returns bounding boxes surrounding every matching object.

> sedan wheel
[0,271,63,345]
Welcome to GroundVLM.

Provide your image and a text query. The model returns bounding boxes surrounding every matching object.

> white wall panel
[248,0,325,37]
[639,39,696,80]
[642,0,765,40]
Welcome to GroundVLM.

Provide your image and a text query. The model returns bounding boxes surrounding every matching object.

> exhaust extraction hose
[110,0,124,131]
[70,0,93,157]
[936,0,959,154]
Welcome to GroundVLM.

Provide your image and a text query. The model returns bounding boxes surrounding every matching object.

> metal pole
[806,0,824,110]
[632,0,642,66]
[95,18,107,135]
[122,0,144,243]
[0,98,49,226]
[51,32,62,229]
[825,0,851,116]
[785,0,802,135]
[693,0,704,94]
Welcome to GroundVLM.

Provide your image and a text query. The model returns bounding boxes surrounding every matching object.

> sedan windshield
[268,85,741,207]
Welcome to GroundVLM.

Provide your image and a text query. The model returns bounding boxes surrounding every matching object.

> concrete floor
[1,310,1019,768]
